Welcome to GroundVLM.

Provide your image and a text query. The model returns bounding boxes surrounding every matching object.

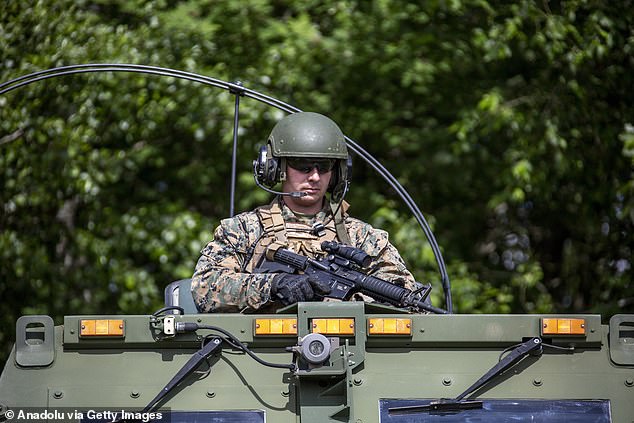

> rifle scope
[321,241,371,268]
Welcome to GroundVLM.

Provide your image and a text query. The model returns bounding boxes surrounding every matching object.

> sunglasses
[287,158,336,174]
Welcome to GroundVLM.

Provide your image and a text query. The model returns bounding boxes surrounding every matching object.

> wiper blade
[389,399,483,414]
[389,337,543,415]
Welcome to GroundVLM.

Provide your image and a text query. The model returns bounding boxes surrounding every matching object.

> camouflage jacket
[191,199,417,313]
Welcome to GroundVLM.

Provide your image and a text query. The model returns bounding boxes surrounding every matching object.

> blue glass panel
[379,399,611,423]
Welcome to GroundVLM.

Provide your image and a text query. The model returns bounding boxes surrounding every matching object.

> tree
[1,0,632,369]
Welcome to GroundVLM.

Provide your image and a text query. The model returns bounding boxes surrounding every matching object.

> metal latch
[609,314,634,366]
[16,315,55,367]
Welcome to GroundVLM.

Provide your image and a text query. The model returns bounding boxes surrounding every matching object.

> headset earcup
[255,144,281,187]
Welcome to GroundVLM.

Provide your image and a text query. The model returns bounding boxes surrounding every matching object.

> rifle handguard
[272,248,310,270]
[358,275,409,305]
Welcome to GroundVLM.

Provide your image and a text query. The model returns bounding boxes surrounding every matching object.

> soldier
[191,112,417,312]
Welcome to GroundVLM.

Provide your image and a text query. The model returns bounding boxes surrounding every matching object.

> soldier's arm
[191,217,276,313]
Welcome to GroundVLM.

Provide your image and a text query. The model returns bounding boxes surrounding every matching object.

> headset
[253,142,352,201]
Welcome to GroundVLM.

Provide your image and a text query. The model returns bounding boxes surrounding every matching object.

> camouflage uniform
[191,197,416,313]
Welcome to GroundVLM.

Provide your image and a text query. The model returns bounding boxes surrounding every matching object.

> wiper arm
[452,337,543,403]
[389,337,543,414]
[142,337,223,413]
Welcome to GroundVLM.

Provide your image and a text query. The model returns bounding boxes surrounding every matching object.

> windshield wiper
[142,337,223,413]
[389,337,543,414]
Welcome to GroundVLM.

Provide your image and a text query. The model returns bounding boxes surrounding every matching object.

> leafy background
[1,0,632,367]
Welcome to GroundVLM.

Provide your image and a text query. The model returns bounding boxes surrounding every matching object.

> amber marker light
[254,318,298,335]
[79,319,125,337]
[311,319,355,335]
[368,318,412,335]
[541,318,586,336]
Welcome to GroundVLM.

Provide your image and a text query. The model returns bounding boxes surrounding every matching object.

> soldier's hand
[271,274,331,305]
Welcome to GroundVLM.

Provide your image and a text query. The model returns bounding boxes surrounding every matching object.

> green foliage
[1,0,632,369]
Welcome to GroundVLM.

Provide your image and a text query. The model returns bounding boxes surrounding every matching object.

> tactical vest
[245,199,351,273]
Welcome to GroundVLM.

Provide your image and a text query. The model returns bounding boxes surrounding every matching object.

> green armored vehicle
[1,66,633,423]
[3,301,634,422]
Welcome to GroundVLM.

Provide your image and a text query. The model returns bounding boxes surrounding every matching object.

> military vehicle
[1,65,633,423]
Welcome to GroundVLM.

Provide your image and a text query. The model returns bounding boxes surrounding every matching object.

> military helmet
[254,112,351,201]
[268,112,348,159]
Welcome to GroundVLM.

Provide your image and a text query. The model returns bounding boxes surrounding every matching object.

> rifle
[264,241,446,314]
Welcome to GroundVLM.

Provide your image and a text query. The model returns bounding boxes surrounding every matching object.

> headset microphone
[252,162,308,198]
